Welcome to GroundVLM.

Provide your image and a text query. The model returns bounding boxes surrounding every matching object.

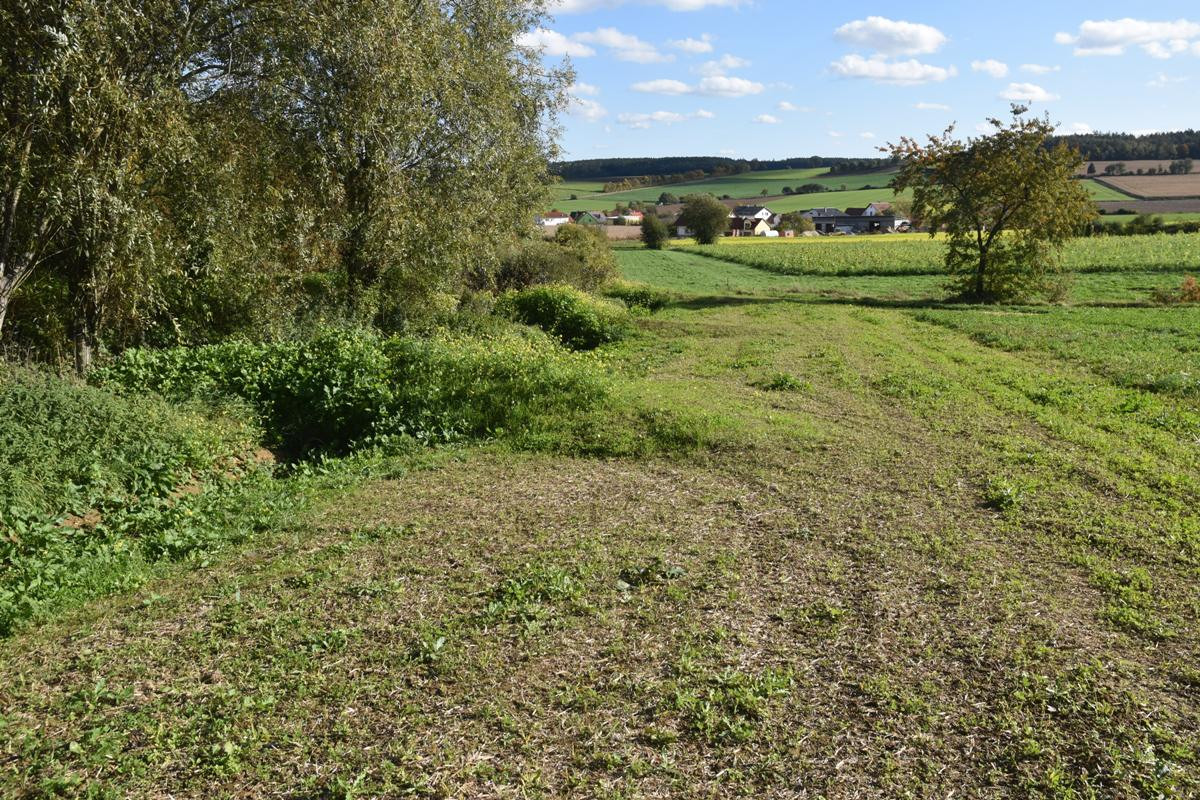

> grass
[4,235,1200,797]
[677,232,1200,277]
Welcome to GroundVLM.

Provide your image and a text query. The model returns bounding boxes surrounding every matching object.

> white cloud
[616,109,714,129]
[1055,18,1200,58]
[830,54,956,85]
[574,27,672,63]
[517,28,595,58]
[860,132,876,139]
[696,54,750,76]
[1021,63,1060,74]
[777,101,813,112]
[1063,122,1094,134]
[632,75,764,97]
[569,97,607,122]
[1148,72,1188,88]
[828,131,845,138]
[567,83,606,121]
[631,78,691,95]
[696,75,764,96]
[834,16,948,56]
[914,101,951,110]
[754,114,780,124]
[971,59,1009,78]
[550,0,746,12]
[669,34,714,53]
[998,82,1060,102]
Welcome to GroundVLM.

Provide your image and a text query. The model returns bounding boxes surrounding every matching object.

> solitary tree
[888,106,1096,302]
[657,192,679,205]
[640,214,669,249]
[678,194,730,245]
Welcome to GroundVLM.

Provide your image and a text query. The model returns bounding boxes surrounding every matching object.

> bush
[495,226,616,291]
[1,366,256,520]
[94,327,610,456]
[641,214,669,250]
[498,285,630,351]
[602,280,673,311]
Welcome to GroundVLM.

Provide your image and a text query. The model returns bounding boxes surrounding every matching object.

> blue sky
[521,1,1200,160]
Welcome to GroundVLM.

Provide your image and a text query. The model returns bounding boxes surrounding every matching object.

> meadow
[3,234,1199,798]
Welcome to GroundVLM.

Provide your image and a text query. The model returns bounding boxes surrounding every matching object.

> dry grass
[1097,174,1200,199]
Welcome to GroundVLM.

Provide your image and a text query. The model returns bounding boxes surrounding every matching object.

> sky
[519,1,1200,160]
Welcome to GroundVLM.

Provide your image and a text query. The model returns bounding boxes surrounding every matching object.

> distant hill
[552,155,893,180]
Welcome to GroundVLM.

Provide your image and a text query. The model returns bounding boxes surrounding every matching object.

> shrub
[641,214,669,250]
[602,281,673,311]
[94,327,610,456]
[0,366,256,520]
[1181,276,1200,303]
[498,285,630,351]
[495,226,616,292]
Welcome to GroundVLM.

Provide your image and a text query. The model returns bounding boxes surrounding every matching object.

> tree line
[1052,130,1200,161]
[1,0,566,372]
[553,155,894,181]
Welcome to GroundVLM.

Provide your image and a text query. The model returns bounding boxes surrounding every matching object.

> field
[5,237,1200,797]
[548,169,1136,217]
[1097,174,1200,200]
[549,167,902,213]
[675,232,1200,277]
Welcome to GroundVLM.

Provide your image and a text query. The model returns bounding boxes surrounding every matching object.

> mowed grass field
[4,237,1200,797]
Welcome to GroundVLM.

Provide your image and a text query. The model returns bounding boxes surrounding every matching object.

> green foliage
[498,285,630,351]
[602,280,673,311]
[0,0,569,367]
[678,194,732,245]
[94,328,610,456]
[495,226,617,293]
[640,214,670,250]
[889,106,1097,302]
[0,365,263,635]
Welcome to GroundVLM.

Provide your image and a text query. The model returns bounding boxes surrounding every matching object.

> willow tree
[260,0,569,318]
[888,106,1096,302]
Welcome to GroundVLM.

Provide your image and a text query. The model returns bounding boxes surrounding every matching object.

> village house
[727,205,778,237]
[536,210,571,227]
[570,210,608,226]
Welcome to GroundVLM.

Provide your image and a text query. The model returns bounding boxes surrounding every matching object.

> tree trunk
[342,157,376,310]
[66,256,99,375]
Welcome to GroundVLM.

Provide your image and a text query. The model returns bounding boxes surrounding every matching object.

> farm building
[570,210,608,226]
[803,206,897,234]
[536,210,571,227]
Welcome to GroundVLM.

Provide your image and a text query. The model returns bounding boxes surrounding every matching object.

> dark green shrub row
[497,285,631,351]
[93,328,610,456]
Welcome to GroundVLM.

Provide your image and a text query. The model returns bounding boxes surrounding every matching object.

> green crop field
[1083,179,1138,201]
[676,232,1200,276]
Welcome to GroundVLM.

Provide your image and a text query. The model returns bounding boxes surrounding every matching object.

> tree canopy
[678,195,730,245]
[1,0,567,369]
[888,106,1096,302]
